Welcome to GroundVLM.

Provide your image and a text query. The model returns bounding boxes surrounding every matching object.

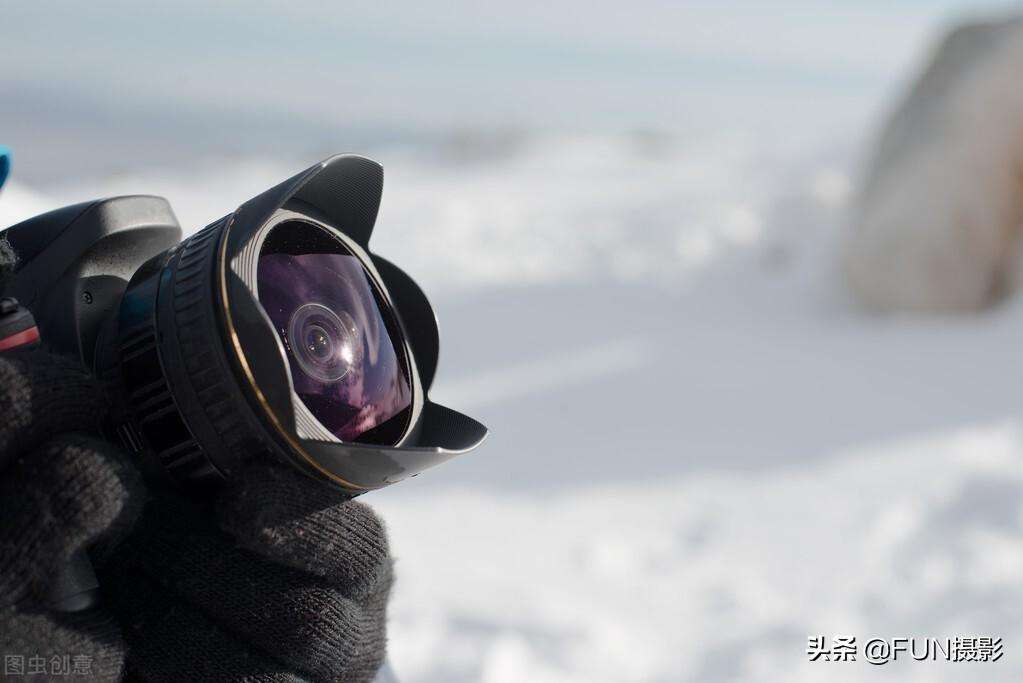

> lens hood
[111,155,486,492]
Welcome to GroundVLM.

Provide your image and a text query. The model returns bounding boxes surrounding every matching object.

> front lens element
[256,220,413,445]
[288,303,361,382]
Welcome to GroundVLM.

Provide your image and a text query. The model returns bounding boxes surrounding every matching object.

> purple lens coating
[256,221,413,444]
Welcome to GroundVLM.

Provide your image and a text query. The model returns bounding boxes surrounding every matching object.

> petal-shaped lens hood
[217,155,486,490]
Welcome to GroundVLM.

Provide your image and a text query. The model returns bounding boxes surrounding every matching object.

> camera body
[0,155,486,496]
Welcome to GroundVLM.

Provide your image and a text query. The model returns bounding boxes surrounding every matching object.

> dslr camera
[0,154,486,495]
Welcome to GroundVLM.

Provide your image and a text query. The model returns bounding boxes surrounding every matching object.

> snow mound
[381,421,1023,682]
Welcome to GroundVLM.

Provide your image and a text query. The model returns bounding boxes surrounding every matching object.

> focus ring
[153,216,273,486]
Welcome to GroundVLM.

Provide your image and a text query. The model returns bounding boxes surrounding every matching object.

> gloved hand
[0,350,142,680]
[0,348,394,682]
[100,463,394,682]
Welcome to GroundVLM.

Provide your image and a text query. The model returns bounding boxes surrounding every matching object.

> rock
[844,16,1023,312]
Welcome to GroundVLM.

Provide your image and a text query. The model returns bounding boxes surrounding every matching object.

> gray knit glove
[100,446,394,682]
[0,349,394,682]
[0,350,143,681]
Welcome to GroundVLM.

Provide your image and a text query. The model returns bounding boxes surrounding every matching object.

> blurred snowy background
[4,2,1023,681]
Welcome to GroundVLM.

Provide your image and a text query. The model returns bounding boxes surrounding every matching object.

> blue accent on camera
[0,146,10,191]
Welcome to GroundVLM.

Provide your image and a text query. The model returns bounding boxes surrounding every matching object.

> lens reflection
[256,221,413,445]
[288,303,361,382]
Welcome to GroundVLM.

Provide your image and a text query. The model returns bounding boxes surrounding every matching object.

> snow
[362,132,1023,682]
[382,422,1023,682]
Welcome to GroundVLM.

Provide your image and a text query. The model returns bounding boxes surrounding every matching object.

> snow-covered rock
[845,16,1023,312]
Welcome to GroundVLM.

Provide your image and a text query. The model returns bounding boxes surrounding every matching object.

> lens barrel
[112,216,255,488]
[104,155,486,493]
